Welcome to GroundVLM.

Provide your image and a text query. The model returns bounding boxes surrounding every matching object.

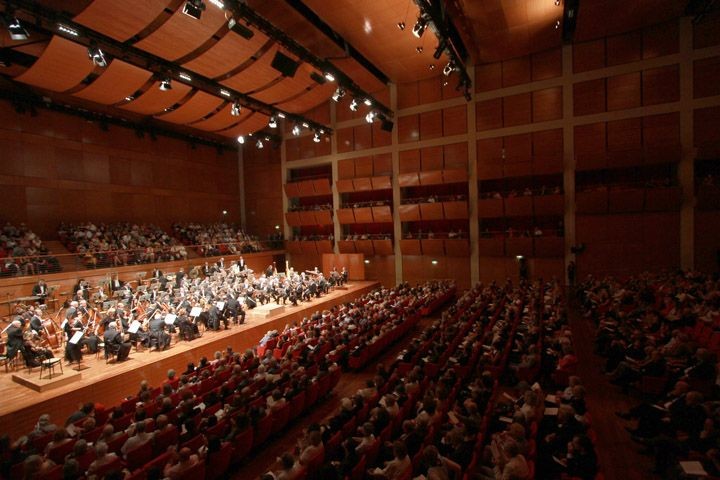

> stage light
[364,259,370,264]
[222,209,228,215]
[178,72,192,81]
[416,46,423,53]
[397,21,405,30]
[219,89,231,97]
[555,20,561,29]
[431,259,438,265]
[363,98,372,107]
[428,64,435,70]
[349,98,358,111]
[292,124,301,136]
[87,45,107,68]
[275,225,280,230]
[256,139,264,149]
[6,17,28,41]
[332,87,345,102]
[555,0,561,5]
[443,62,454,76]
[182,0,205,20]
[365,111,376,123]
[268,116,277,128]
[301,122,309,128]
[313,132,321,143]
[159,78,172,91]
[324,72,335,82]
[230,101,241,117]
[57,24,78,36]
[237,135,245,144]
[208,0,224,8]
[228,17,254,39]
[516,255,524,260]
[412,16,427,38]
[277,112,286,119]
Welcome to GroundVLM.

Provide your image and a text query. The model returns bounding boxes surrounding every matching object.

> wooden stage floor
[0,281,379,441]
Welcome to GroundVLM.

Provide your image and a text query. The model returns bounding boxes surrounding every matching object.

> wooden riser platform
[0,281,379,441]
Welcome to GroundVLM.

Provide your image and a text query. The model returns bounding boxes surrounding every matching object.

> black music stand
[69,331,89,371]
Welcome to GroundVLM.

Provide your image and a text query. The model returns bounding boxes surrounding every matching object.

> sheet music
[128,321,141,334]
[216,301,225,310]
[164,314,177,325]
[69,331,84,344]
[190,306,202,317]
[680,461,708,476]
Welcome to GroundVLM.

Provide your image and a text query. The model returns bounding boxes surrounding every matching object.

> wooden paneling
[574,123,607,171]
[504,196,533,216]
[693,10,720,49]
[443,106,467,136]
[399,204,421,222]
[443,169,468,184]
[398,115,419,143]
[336,179,355,193]
[608,188,645,212]
[316,240,334,254]
[478,198,504,218]
[371,206,393,223]
[607,73,642,111]
[421,239,445,255]
[338,240,356,253]
[421,146,444,171]
[476,98,504,132]
[353,177,372,191]
[534,237,564,257]
[478,238,505,256]
[285,211,301,226]
[444,239,470,257]
[373,239,394,255]
[353,207,374,223]
[419,202,444,220]
[576,189,609,213]
[418,170,444,186]
[694,56,720,99]
[443,201,468,219]
[312,178,332,195]
[643,65,680,105]
[645,187,682,211]
[475,62,503,92]
[299,211,316,225]
[531,48,562,80]
[353,124,372,151]
[532,87,563,123]
[505,237,533,257]
[574,79,606,116]
[400,239,422,255]
[338,159,355,179]
[336,127,354,153]
[419,110,443,140]
[606,31,643,66]
[399,149,420,173]
[503,93,532,127]
[644,21,678,59]
[443,143,468,168]
[371,176,392,190]
[534,195,564,216]
[336,208,355,224]
[573,39,606,73]
[314,210,333,225]
[373,154,392,175]
[502,56,531,87]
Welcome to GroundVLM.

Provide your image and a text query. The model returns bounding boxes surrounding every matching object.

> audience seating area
[0,281,455,480]
[0,223,59,277]
[172,223,262,256]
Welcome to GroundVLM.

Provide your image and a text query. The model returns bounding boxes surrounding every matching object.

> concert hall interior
[0,1,719,480]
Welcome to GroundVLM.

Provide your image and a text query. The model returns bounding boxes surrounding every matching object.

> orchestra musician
[175,268,185,288]
[110,274,124,292]
[148,312,171,350]
[32,279,49,304]
[73,279,90,301]
[22,329,53,367]
[5,320,25,362]
[29,308,44,335]
[103,323,131,362]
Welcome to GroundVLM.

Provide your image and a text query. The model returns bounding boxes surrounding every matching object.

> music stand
[47,285,60,312]
[69,331,89,371]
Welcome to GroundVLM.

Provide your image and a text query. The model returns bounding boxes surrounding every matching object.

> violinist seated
[148,312,171,351]
[176,308,199,341]
[103,323,131,362]
[225,296,244,325]
[22,330,54,368]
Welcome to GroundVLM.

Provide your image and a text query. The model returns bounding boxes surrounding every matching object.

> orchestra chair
[0,342,20,372]
[39,357,63,380]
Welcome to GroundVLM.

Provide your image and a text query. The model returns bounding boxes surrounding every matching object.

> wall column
[330,98,341,254]
[390,83,403,284]
[238,146,246,230]
[467,67,479,286]
[562,43,576,283]
[679,16,695,270]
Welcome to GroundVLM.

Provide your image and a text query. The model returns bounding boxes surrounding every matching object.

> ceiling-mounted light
[57,24,79,36]
[256,139,264,149]
[412,16,428,38]
[6,17,29,41]
[268,116,277,128]
[555,19,561,29]
[277,112,286,119]
[429,64,436,70]
[219,89,231,97]
[292,124,301,136]
[182,0,205,20]
[324,72,335,82]
[208,0,224,8]
[443,62,455,76]
[397,21,406,31]
[554,0,561,5]
[416,46,424,53]
[159,78,172,91]
[332,87,346,102]
[87,44,107,68]
[230,101,241,117]
[178,72,192,81]
[237,135,245,144]
[228,17,254,39]
[301,122,309,128]
[363,98,372,107]
[313,132,321,143]
[349,98,359,111]
[365,111,376,123]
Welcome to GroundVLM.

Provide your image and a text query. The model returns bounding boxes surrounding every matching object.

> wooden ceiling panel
[219,44,285,93]
[15,36,95,92]
[73,0,173,42]
[190,103,241,131]
[251,64,316,104]
[181,28,270,79]
[134,2,226,61]
[120,81,192,115]
[219,112,271,137]
[276,82,336,114]
[156,91,225,124]
[74,60,153,104]
[574,0,686,42]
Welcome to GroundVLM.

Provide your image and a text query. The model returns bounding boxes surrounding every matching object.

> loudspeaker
[271,51,299,78]
[380,118,394,132]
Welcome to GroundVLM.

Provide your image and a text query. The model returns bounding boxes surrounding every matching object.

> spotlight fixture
[230,101,241,117]
[57,24,78,36]
[349,98,359,111]
[277,112,286,119]
[87,44,107,68]
[268,116,277,128]
[237,135,245,144]
[428,64,435,70]
[219,89,231,97]
[292,124,301,136]
[365,111,376,123]
[363,98,372,106]
[412,16,428,38]
[227,17,254,39]
[256,139,264,149]
[208,0,224,8]
[182,0,205,20]
[313,132,321,143]
[159,78,172,91]
[443,62,455,76]
[331,87,345,102]
[416,46,424,53]
[323,72,335,82]
[397,21,405,30]
[301,122,309,128]
[5,17,29,41]
[554,0,561,5]
[555,19,561,29]
[178,72,192,81]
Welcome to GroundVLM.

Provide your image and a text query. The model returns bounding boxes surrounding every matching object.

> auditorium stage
[0,281,380,441]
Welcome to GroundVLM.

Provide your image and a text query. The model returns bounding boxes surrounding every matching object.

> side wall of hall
[0,100,241,238]
[244,13,720,287]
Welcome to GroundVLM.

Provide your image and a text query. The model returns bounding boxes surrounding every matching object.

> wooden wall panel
[476,98,503,131]
[694,56,720,99]
[695,211,720,273]
[398,114,419,143]
[693,10,720,49]
[444,143,468,168]
[353,124,372,151]
[607,72,641,111]
[643,21,678,58]
[573,39,606,73]
[694,107,720,149]
[503,93,532,127]
[643,113,680,150]
[532,87,563,123]
[574,123,607,171]
[336,127,354,153]
[373,154,392,175]
[398,81,419,109]
[399,149,421,173]
[338,159,354,179]
[443,105,467,136]
[475,62,503,92]
[504,134,532,163]
[419,110,443,140]
[421,146,443,171]
[606,31,643,66]
[574,79,606,116]
[372,122,392,147]
[531,48,562,80]
[607,118,642,152]
[533,129,563,156]
[418,76,443,105]
[502,56,531,87]
[642,65,680,105]
[354,156,374,178]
